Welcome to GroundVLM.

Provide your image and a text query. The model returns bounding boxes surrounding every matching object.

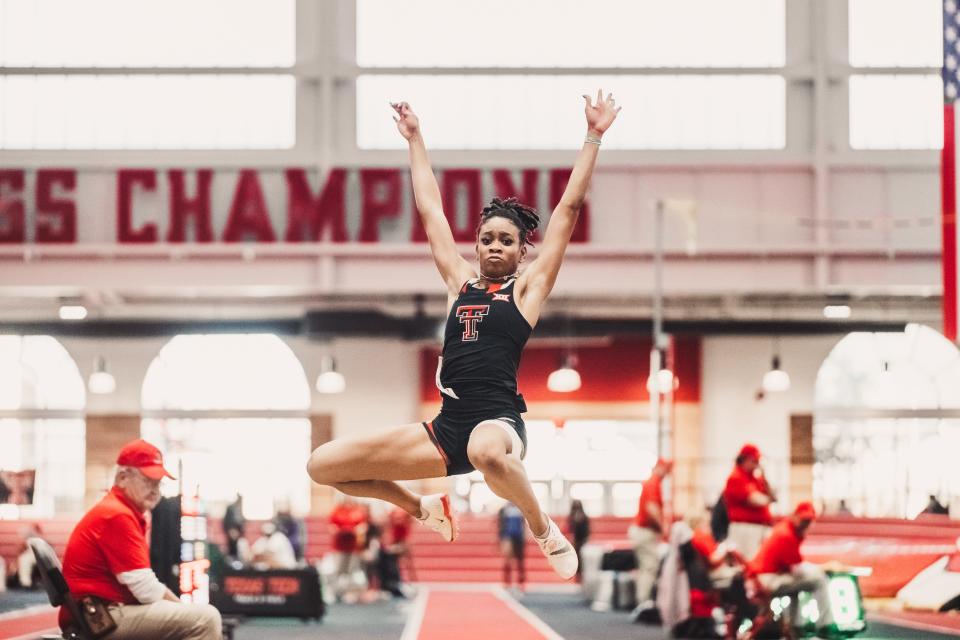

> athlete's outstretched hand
[391,101,420,140]
[583,89,621,136]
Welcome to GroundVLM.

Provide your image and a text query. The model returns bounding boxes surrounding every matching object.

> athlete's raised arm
[392,101,474,294]
[518,90,620,323]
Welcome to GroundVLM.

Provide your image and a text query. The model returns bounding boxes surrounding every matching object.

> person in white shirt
[250,521,297,570]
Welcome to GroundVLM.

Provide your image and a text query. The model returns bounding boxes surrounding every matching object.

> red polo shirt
[723,465,772,525]
[748,519,803,575]
[634,474,663,529]
[329,503,367,552]
[388,508,412,545]
[59,487,151,627]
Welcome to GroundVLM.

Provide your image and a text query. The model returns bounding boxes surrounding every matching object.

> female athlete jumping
[307,90,620,578]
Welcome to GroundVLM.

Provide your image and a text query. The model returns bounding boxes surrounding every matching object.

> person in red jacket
[60,440,221,639]
[748,502,834,630]
[723,444,776,560]
[628,458,672,608]
[328,497,369,602]
[688,511,744,589]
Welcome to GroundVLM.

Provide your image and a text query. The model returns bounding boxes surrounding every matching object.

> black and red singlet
[435,277,532,414]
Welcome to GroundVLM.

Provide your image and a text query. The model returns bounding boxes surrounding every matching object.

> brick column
[309,414,335,516]
[672,403,702,518]
[790,414,814,507]
[84,415,140,508]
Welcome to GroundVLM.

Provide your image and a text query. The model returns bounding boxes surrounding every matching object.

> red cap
[794,501,817,520]
[117,439,175,481]
[738,444,761,461]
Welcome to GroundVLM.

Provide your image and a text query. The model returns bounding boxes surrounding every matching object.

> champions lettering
[0,168,590,245]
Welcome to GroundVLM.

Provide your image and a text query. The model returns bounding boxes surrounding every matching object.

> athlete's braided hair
[477,197,540,247]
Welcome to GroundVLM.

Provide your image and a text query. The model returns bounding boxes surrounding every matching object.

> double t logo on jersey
[456,305,490,341]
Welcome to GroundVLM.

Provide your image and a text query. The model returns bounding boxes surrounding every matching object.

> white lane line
[871,613,960,637]
[6,628,59,640]
[494,588,566,640]
[399,588,430,640]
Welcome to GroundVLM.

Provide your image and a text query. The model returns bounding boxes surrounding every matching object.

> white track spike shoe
[533,517,578,580]
[417,493,458,542]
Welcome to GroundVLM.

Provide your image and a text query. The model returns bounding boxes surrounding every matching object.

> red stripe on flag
[942,104,957,342]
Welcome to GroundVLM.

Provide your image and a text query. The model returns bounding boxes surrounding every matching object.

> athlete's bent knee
[469,447,508,476]
[306,446,338,485]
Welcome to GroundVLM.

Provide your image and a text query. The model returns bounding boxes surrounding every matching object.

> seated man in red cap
[723,444,776,560]
[748,502,834,630]
[628,457,673,612]
[60,439,222,639]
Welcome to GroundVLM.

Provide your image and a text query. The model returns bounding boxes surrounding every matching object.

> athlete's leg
[328,480,422,515]
[307,422,446,515]
[466,423,549,535]
[468,421,578,579]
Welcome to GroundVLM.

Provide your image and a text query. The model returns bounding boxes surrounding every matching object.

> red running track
[870,610,960,636]
[413,589,557,640]
[0,607,58,640]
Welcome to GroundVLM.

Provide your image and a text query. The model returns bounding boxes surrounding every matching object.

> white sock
[533,518,552,540]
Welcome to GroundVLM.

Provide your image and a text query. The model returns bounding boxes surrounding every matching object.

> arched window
[814,324,960,517]
[0,336,85,518]
[142,334,311,520]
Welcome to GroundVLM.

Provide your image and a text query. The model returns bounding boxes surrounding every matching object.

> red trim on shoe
[440,494,458,542]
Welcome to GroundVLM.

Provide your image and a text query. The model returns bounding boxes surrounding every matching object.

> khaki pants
[107,600,222,640]
[727,522,770,561]
[758,563,833,628]
[17,549,36,588]
[708,564,740,590]
[627,525,660,604]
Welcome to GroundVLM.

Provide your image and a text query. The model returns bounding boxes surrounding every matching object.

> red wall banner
[420,336,702,404]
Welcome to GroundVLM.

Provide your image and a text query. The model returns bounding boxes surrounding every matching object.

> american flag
[943,0,960,341]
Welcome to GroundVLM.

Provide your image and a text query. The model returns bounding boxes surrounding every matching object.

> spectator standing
[628,458,673,609]
[567,499,591,582]
[723,444,776,560]
[498,501,526,592]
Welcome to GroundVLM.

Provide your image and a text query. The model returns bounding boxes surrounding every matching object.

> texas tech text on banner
[0,168,590,245]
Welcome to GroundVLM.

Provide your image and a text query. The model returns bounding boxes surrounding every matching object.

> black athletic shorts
[422,408,527,476]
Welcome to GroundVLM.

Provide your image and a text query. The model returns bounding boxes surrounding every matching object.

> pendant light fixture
[88,356,116,394]
[315,355,346,394]
[761,337,790,393]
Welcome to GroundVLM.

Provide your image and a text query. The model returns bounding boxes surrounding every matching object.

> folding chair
[31,538,238,640]
[29,538,93,640]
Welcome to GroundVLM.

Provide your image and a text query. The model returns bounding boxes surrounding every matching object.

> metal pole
[652,200,673,514]
[652,199,664,458]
